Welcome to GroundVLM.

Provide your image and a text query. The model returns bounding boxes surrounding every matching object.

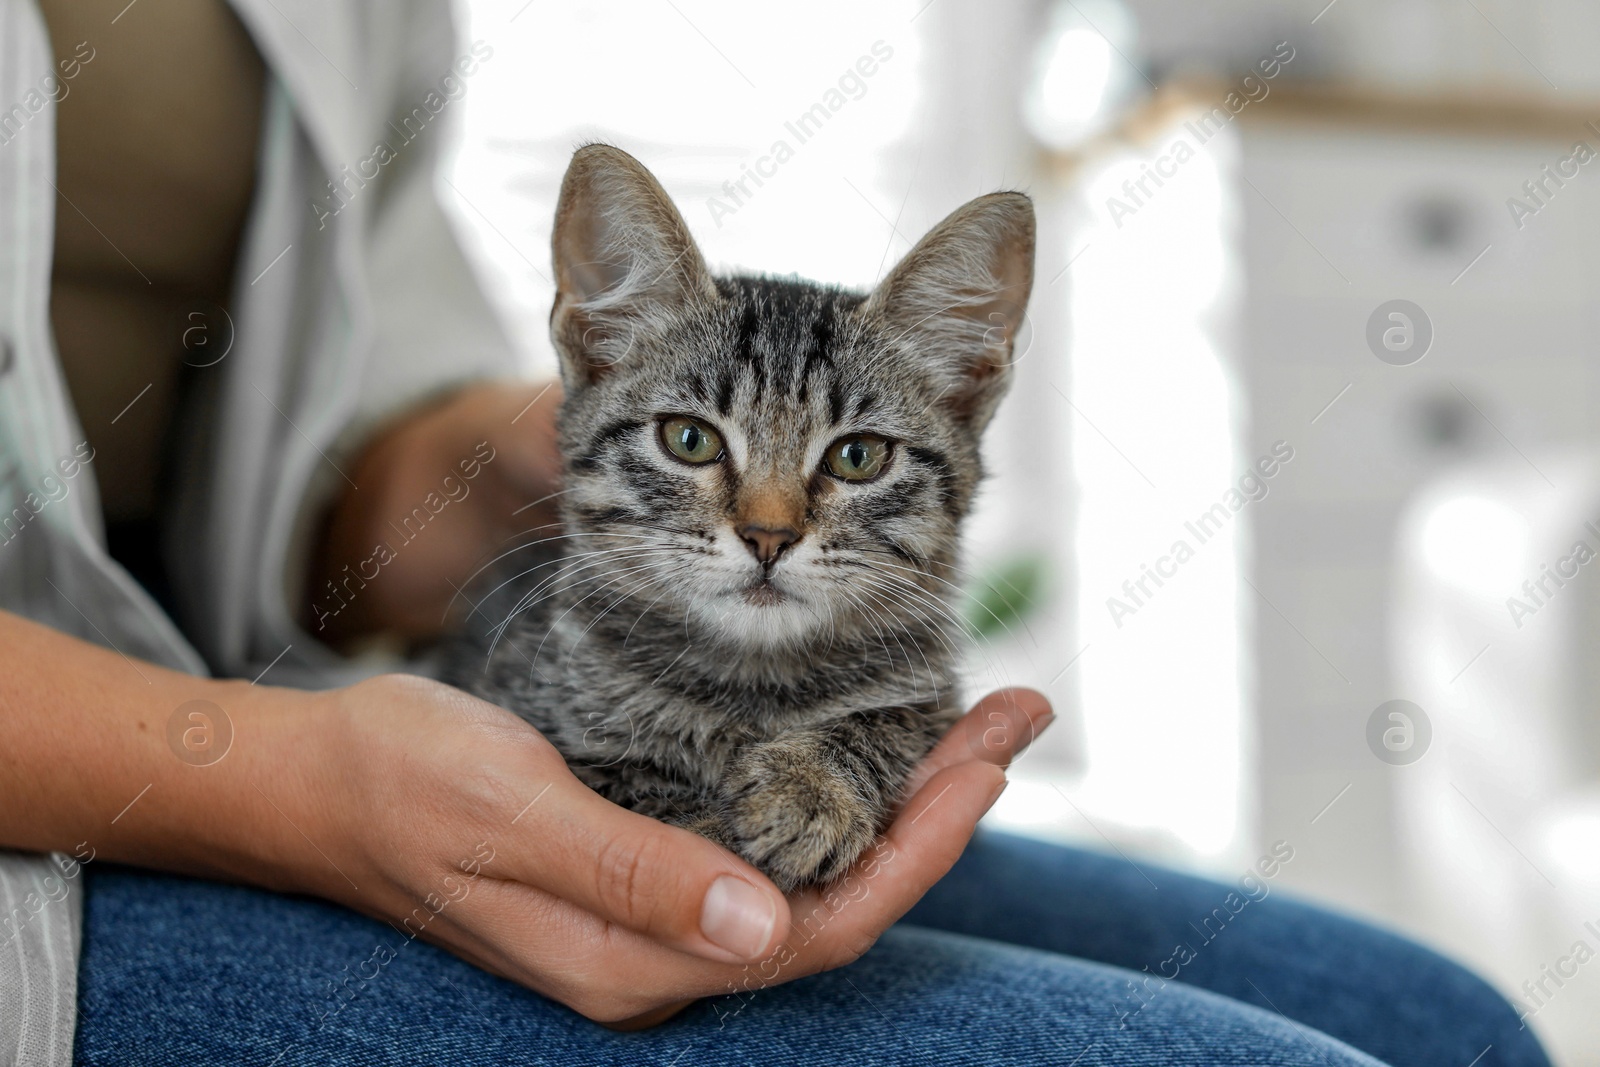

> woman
[0,1,1547,1063]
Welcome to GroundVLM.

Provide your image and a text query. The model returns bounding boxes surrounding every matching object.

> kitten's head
[547,145,1034,651]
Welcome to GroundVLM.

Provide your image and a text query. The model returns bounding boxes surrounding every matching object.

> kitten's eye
[660,416,723,465]
[824,435,892,481]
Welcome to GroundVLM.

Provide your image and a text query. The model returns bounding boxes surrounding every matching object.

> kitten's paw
[670,810,740,852]
[721,739,879,892]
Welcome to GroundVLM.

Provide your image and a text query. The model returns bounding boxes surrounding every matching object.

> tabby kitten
[448,145,1034,891]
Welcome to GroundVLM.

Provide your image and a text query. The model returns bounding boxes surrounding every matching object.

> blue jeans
[74,832,1546,1066]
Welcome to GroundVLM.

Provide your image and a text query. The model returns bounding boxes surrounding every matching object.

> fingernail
[983,777,1010,817]
[1035,712,1056,733]
[701,875,776,960]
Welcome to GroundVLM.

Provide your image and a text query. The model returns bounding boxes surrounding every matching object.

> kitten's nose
[738,524,799,566]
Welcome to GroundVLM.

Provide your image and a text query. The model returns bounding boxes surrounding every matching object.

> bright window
[449,0,924,375]
[1063,115,1248,862]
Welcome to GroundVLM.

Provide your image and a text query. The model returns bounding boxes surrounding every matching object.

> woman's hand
[298,676,1053,1027]
[0,611,1050,1028]
[308,380,565,646]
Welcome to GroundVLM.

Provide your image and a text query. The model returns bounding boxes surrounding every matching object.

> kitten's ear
[863,192,1035,429]
[550,144,717,387]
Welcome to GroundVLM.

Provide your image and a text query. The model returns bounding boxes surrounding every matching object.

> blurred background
[442,1,1600,1061]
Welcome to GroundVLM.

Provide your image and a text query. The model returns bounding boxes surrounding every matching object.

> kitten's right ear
[549,144,717,388]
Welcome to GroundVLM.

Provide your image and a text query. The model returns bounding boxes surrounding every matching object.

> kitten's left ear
[863,192,1035,429]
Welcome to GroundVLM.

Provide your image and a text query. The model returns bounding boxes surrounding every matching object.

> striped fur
[446,146,1034,889]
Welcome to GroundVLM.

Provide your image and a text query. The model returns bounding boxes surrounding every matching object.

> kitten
[447,145,1034,891]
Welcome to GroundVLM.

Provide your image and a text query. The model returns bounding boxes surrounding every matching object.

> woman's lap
[907,832,1547,1067]
[73,833,1545,1067]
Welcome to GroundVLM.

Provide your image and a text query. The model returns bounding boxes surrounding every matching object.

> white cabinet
[1237,100,1600,1061]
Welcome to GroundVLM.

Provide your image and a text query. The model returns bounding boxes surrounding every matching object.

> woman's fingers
[453,758,1008,1025]
[486,691,1045,979]
[404,687,1043,1024]
[453,873,804,1024]
[772,759,1008,974]
[899,687,1052,802]
[489,773,791,965]
[561,763,1010,1017]
[477,689,1048,969]
[410,875,716,1022]
[882,758,1010,901]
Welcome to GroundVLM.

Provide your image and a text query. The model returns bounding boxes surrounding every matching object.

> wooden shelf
[1041,81,1600,177]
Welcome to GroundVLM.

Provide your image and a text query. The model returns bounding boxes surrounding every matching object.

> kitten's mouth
[741,576,787,606]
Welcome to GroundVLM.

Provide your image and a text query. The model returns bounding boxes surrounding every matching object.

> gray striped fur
[445,146,1034,890]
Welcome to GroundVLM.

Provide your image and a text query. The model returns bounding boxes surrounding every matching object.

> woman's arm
[0,608,318,885]
[306,379,565,647]
[0,606,1049,1025]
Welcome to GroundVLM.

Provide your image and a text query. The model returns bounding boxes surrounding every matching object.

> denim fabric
[909,833,1547,1067]
[74,833,1548,1066]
